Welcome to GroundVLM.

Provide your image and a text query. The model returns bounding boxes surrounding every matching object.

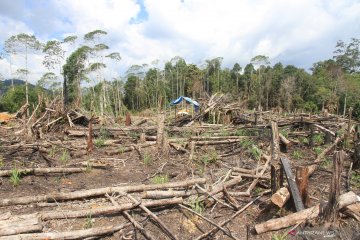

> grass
[99,127,110,139]
[351,171,360,188]
[60,149,70,164]
[0,155,4,168]
[313,147,323,156]
[271,234,287,240]
[234,129,249,136]
[280,129,289,138]
[219,128,230,136]
[143,153,153,165]
[49,145,57,158]
[240,139,254,149]
[292,150,303,160]
[118,145,126,154]
[191,198,205,214]
[129,131,140,139]
[152,174,169,184]
[94,138,106,148]
[84,213,94,229]
[322,157,332,168]
[202,149,218,165]
[86,160,92,172]
[10,168,21,186]
[300,137,309,145]
[313,133,325,145]
[250,145,261,160]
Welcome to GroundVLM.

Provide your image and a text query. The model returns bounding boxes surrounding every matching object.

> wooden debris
[271,187,290,208]
[0,222,131,240]
[281,157,304,211]
[320,151,344,222]
[271,121,283,194]
[255,191,360,234]
[0,178,206,206]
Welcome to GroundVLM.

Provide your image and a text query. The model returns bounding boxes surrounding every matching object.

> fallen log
[255,191,360,234]
[0,167,90,177]
[0,213,42,236]
[42,197,182,220]
[198,176,242,202]
[104,142,156,156]
[0,178,206,206]
[195,139,241,146]
[142,189,198,199]
[0,222,131,240]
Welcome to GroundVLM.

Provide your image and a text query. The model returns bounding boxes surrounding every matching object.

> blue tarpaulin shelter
[170,96,200,112]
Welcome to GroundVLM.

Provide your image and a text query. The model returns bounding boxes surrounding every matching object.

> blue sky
[0,0,360,83]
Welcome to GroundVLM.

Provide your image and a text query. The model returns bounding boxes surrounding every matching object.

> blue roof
[170,96,200,107]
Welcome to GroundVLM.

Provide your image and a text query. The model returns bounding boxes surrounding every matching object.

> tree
[333,38,360,73]
[231,63,242,93]
[4,34,42,108]
[63,46,91,107]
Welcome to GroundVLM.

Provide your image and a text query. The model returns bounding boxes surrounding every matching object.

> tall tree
[333,38,360,73]
[4,34,42,102]
[63,46,91,107]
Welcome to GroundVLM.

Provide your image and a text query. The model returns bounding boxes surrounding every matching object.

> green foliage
[250,145,261,160]
[279,129,288,138]
[240,139,254,149]
[0,85,40,113]
[313,133,324,145]
[351,171,360,188]
[191,198,205,214]
[63,46,92,106]
[0,155,4,168]
[300,137,309,145]
[322,157,332,168]
[235,129,249,136]
[292,150,303,160]
[84,213,94,229]
[94,138,106,148]
[86,160,92,172]
[152,174,169,184]
[271,234,287,240]
[143,153,153,165]
[49,145,57,158]
[60,149,70,164]
[313,147,323,156]
[118,145,126,154]
[202,149,218,164]
[10,168,21,186]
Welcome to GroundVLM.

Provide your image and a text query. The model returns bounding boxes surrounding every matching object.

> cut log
[255,191,360,234]
[271,187,290,208]
[0,222,131,240]
[0,167,90,177]
[142,189,198,199]
[198,176,242,202]
[0,178,206,206]
[104,142,156,156]
[42,197,182,220]
[0,213,42,236]
[169,142,187,153]
[195,139,241,146]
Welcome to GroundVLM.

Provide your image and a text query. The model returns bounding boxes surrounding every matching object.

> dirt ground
[0,113,360,240]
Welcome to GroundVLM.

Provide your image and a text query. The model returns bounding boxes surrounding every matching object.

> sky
[0,0,360,84]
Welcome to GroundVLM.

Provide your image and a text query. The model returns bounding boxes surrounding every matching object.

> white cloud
[0,0,360,84]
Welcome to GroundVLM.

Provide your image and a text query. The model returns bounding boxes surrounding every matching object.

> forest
[0,31,360,119]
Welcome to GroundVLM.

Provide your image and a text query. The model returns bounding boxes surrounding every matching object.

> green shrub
[292,150,303,160]
[10,168,21,186]
[152,174,168,184]
[143,153,153,165]
[94,138,106,148]
[60,149,70,164]
[191,198,204,214]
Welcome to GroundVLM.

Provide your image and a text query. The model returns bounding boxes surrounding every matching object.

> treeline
[0,31,359,119]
